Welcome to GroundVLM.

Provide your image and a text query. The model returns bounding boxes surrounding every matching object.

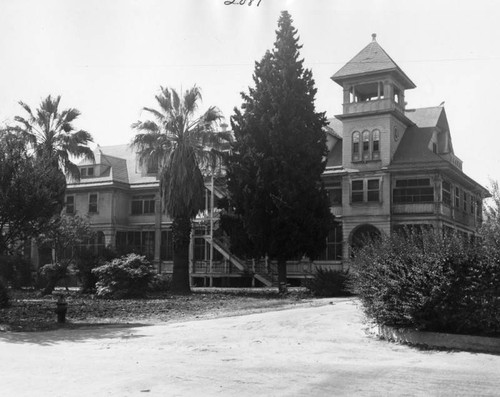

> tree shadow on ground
[0,323,149,346]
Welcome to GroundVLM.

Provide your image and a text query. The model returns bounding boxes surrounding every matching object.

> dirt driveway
[1,298,499,396]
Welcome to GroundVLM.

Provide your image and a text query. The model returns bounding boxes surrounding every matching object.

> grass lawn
[0,287,313,332]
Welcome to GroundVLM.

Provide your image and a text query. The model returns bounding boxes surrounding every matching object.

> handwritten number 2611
[224,0,262,6]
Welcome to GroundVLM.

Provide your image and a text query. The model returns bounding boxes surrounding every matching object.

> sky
[0,0,499,188]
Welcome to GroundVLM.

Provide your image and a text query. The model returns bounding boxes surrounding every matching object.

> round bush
[305,268,351,297]
[349,230,500,336]
[92,254,154,299]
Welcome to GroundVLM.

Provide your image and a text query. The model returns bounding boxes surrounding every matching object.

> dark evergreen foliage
[305,268,352,297]
[0,132,66,255]
[0,279,10,308]
[224,11,333,291]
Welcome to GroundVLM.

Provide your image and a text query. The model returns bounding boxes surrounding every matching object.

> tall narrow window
[351,180,364,203]
[454,187,460,208]
[372,129,380,159]
[367,179,380,202]
[352,132,360,161]
[442,180,451,206]
[328,181,342,206]
[463,192,468,212]
[362,131,370,160]
[160,230,174,261]
[476,199,482,218]
[88,194,98,213]
[66,196,75,214]
[317,222,343,261]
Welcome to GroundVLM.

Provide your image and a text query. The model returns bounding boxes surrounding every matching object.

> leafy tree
[7,95,94,180]
[131,86,230,293]
[0,131,66,255]
[225,11,333,292]
[483,180,500,233]
[37,214,94,295]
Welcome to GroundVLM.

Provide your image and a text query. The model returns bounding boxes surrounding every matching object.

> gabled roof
[326,117,343,138]
[391,126,441,164]
[332,34,415,89]
[326,139,342,167]
[405,106,445,129]
[70,144,158,187]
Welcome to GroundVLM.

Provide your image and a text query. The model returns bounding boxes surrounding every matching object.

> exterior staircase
[202,234,275,287]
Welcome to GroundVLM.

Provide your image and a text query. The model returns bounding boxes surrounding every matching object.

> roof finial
[372,33,377,42]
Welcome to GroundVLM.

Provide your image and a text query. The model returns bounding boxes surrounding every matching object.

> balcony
[343,98,402,115]
[392,203,435,215]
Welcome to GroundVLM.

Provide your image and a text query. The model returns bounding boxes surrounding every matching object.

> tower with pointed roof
[323,34,489,261]
[332,33,416,169]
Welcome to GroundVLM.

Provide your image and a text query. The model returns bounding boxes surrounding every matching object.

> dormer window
[81,167,95,178]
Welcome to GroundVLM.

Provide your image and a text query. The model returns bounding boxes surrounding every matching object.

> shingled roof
[393,106,449,165]
[405,106,445,128]
[71,144,158,188]
[332,34,415,89]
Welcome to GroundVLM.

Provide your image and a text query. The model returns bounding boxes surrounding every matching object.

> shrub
[92,254,154,299]
[305,268,351,297]
[349,229,500,336]
[149,274,172,293]
[0,279,9,308]
[39,262,69,295]
[0,255,33,288]
[75,247,118,293]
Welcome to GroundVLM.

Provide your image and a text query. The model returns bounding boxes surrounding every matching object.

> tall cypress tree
[225,11,333,291]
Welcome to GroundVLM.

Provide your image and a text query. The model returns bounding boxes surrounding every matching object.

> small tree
[225,11,333,292]
[8,95,94,180]
[37,214,94,295]
[0,131,66,255]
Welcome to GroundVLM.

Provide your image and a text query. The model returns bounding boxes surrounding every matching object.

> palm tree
[9,95,94,180]
[131,86,229,293]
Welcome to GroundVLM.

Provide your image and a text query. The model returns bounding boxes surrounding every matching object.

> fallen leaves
[0,287,311,332]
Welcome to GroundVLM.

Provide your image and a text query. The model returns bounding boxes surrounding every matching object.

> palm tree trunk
[277,259,288,293]
[171,216,192,294]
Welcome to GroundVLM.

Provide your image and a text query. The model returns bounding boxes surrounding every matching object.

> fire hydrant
[55,294,68,323]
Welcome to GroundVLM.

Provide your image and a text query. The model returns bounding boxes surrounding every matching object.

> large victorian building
[323,34,487,263]
[63,35,488,286]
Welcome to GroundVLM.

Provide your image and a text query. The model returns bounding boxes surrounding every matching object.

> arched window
[362,130,370,159]
[351,224,381,251]
[372,129,380,159]
[352,131,360,161]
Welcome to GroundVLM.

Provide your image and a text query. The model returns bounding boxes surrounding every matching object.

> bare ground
[0,287,314,332]
[1,298,500,396]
